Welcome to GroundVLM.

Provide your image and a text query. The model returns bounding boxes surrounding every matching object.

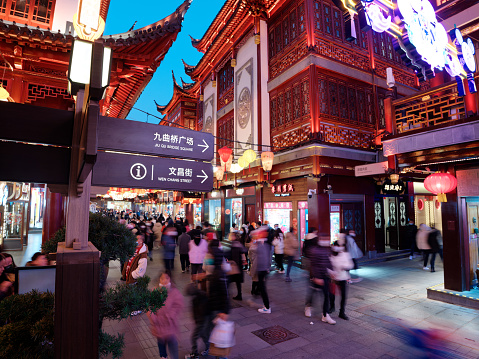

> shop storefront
[0,182,31,250]
[457,169,479,289]
[262,177,309,249]
[224,186,255,238]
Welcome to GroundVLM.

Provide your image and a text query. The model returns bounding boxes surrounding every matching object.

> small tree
[42,213,137,290]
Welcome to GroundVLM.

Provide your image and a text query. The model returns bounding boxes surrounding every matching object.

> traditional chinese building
[0,0,191,247]
[157,0,427,253]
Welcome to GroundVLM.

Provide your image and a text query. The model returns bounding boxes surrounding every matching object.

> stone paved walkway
[103,251,479,359]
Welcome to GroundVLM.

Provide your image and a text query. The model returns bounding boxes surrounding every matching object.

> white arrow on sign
[198,139,209,153]
[197,170,208,183]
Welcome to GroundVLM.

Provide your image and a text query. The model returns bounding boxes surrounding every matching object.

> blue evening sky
[104,0,224,123]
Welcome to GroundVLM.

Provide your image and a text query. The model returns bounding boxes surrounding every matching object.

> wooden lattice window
[217,113,234,163]
[268,1,305,60]
[1,0,55,28]
[318,74,374,126]
[218,62,234,98]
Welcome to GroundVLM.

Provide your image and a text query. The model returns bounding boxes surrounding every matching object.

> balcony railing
[393,81,466,134]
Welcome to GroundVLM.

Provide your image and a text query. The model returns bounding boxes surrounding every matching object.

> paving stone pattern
[103,251,479,359]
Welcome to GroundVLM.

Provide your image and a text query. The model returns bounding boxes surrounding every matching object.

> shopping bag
[209,318,235,349]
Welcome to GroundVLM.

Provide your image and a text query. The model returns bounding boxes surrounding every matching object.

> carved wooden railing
[393,81,465,134]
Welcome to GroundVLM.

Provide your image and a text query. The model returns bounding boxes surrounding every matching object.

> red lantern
[218,146,232,164]
[424,172,457,202]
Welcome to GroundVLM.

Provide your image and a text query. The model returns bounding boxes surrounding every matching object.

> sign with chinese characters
[382,179,406,195]
[98,116,214,161]
[339,0,473,85]
[92,152,213,192]
[331,205,341,212]
[355,161,388,177]
[264,202,293,210]
[271,183,294,197]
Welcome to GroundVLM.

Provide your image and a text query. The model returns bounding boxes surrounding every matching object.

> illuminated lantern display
[261,151,274,172]
[339,0,473,85]
[218,146,232,170]
[238,156,248,174]
[230,163,242,174]
[424,172,457,202]
[215,167,224,181]
[243,149,257,164]
[220,156,232,172]
[238,156,248,169]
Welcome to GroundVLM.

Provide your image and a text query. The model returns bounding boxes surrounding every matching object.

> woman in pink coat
[148,271,184,359]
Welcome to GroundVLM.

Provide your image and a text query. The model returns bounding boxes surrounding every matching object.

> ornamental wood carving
[272,124,311,151]
[320,122,373,148]
[26,84,72,103]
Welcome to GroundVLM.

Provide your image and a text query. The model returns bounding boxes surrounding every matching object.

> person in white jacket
[329,244,354,320]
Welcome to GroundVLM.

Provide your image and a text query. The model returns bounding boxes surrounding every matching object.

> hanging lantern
[215,167,224,181]
[243,149,257,164]
[230,163,242,174]
[218,146,232,169]
[424,172,457,202]
[238,156,248,169]
[261,151,274,172]
[220,156,232,172]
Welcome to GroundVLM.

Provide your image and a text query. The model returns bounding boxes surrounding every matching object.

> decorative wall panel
[26,84,72,103]
[203,94,215,134]
[217,112,234,165]
[272,124,311,151]
[235,58,254,155]
[320,122,373,149]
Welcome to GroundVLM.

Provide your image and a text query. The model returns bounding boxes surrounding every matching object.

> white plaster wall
[260,19,270,150]
[51,0,78,34]
[235,34,257,154]
[203,81,217,156]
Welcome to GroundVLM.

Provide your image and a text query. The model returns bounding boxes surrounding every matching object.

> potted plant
[42,213,137,291]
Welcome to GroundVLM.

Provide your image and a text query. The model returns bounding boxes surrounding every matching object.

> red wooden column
[42,188,65,244]
[184,203,194,227]
[441,165,467,291]
[306,177,330,236]
[309,64,320,134]
[384,93,395,171]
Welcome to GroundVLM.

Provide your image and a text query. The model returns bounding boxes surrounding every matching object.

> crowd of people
[0,208,446,359]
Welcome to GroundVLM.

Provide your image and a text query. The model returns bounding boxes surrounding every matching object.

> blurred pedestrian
[346,230,363,270]
[148,271,184,359]
[227,232,246,300]
[247,237,260,296]
[178,229,191,273]
[330,242,354,320]
[405,220,418,259]
[162,221,178,271]
[26,252,48,266]
[203,244,230,357]
[284,227,299,282]
[185,283,209,358]
[0,254,13,301]
[272,228,285,273]
[304,235,335,324]
[416,224,432,270]
[255,228,272,314]
[428,227,443,272]
[189,227,208,282]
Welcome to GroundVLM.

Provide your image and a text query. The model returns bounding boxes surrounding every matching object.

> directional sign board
[98,116,214,161]
[92,152,213,192]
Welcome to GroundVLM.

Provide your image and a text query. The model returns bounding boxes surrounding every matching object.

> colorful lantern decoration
[215,167,224,181]
[220,156,232,172]
[230,163,242,174]
[238,156,248,175]
[261,151,274,172]
[238,156,248,169]
[243,149,257,164]
[218,146,232,166]
[424,172,457,202]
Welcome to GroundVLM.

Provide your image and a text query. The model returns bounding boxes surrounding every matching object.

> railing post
[384,89,396,171]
